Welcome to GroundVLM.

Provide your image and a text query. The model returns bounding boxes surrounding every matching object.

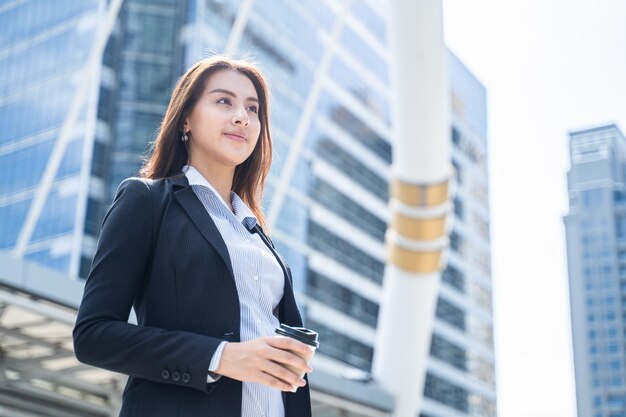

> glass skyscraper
[565,124,626,417]
[0,1,495,415]
[0,1,106,276]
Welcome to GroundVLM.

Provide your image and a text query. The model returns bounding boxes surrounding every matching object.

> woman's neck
[188,162,235,211]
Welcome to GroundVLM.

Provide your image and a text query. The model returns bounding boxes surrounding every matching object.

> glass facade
[565,124,626,417]
[0,0,495,415]
[418,51,496,417]
[0,0,104,276]
[79,0,188,277]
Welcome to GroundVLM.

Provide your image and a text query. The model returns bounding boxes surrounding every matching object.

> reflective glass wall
[0,0,105,276]
[78,0,187,277]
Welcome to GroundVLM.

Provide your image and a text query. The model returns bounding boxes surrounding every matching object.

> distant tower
[565,124,626,417]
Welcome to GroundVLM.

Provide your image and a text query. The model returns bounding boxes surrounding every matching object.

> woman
[73,56,313,417]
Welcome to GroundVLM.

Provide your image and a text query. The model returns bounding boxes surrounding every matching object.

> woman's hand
[215,336,313,391]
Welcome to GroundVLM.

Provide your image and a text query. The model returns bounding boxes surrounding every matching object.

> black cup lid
[275,323,319,348]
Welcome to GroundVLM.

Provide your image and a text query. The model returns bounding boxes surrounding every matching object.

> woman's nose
[232,106,249,126]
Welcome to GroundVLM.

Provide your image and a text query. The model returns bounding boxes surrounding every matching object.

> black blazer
[73,173,311,417]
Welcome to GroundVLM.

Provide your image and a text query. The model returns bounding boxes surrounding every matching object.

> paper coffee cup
[274,323,319,392]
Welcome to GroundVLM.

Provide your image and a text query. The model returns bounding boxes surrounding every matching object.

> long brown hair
[139,56,273,233]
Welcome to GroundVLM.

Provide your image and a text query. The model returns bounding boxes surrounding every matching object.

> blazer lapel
[253,224,303,326]
[170,174,235,279]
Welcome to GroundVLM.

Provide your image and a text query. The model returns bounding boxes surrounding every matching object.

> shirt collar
[182,165,257,227]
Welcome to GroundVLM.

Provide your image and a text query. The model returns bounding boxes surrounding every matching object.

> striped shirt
[183,165,285,417]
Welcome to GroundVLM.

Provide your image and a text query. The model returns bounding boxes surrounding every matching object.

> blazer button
[172,371,181,382]
[161,369,170,380]
[182,373,191,383]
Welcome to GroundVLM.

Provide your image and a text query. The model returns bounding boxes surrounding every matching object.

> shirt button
[254,274,259,281]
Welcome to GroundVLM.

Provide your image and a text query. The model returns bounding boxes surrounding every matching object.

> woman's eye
[248,105,258,114]
[217,97,231,105]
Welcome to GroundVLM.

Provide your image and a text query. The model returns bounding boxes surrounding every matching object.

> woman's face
[184,69,262,170]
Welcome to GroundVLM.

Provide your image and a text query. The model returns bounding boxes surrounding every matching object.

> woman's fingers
[261,360,306,390]
[265,343,311,374]
[267,336,314,359]
[258,371,295,392]
[215,338,310,390]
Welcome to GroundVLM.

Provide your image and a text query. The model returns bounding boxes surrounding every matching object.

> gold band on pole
[387,242,442,273]
[392,213,446,240]
[387,178,450,273]
[391,179,448,207]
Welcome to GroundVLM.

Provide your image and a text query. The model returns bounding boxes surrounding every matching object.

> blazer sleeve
[73,178,224,393]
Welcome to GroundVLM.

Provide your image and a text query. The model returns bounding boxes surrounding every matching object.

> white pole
[371,0,451,416]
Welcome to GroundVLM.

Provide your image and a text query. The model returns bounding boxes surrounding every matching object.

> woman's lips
[224,133,246,142]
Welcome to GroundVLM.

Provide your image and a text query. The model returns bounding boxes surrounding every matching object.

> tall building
[0,1,495,416]
[0,0,107,277]
[565,124,626,417]
[425,52,495,417]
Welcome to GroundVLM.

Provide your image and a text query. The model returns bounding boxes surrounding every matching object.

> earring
[181,131,188,142]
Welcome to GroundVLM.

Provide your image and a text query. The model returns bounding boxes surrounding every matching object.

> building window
[452,126,461,146]
[328,57,391,126]
[306,319,373,371]
[582,188,602,209]
[453,196,464,220]
[308,221,384,283]
[430,334,467,371]
[79,255,94,279]
[442,265,465,293]
[84,197,102,237]
[312,179,387,241]
[607,395,624,408]
[424,372,469,412]
[91,141,108,179]
[306,269,379,327]
[315,137,389,201]
[450,230,464,254]
[436,298,466,331]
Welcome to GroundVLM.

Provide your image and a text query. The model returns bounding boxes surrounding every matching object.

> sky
[441,0,626,416]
